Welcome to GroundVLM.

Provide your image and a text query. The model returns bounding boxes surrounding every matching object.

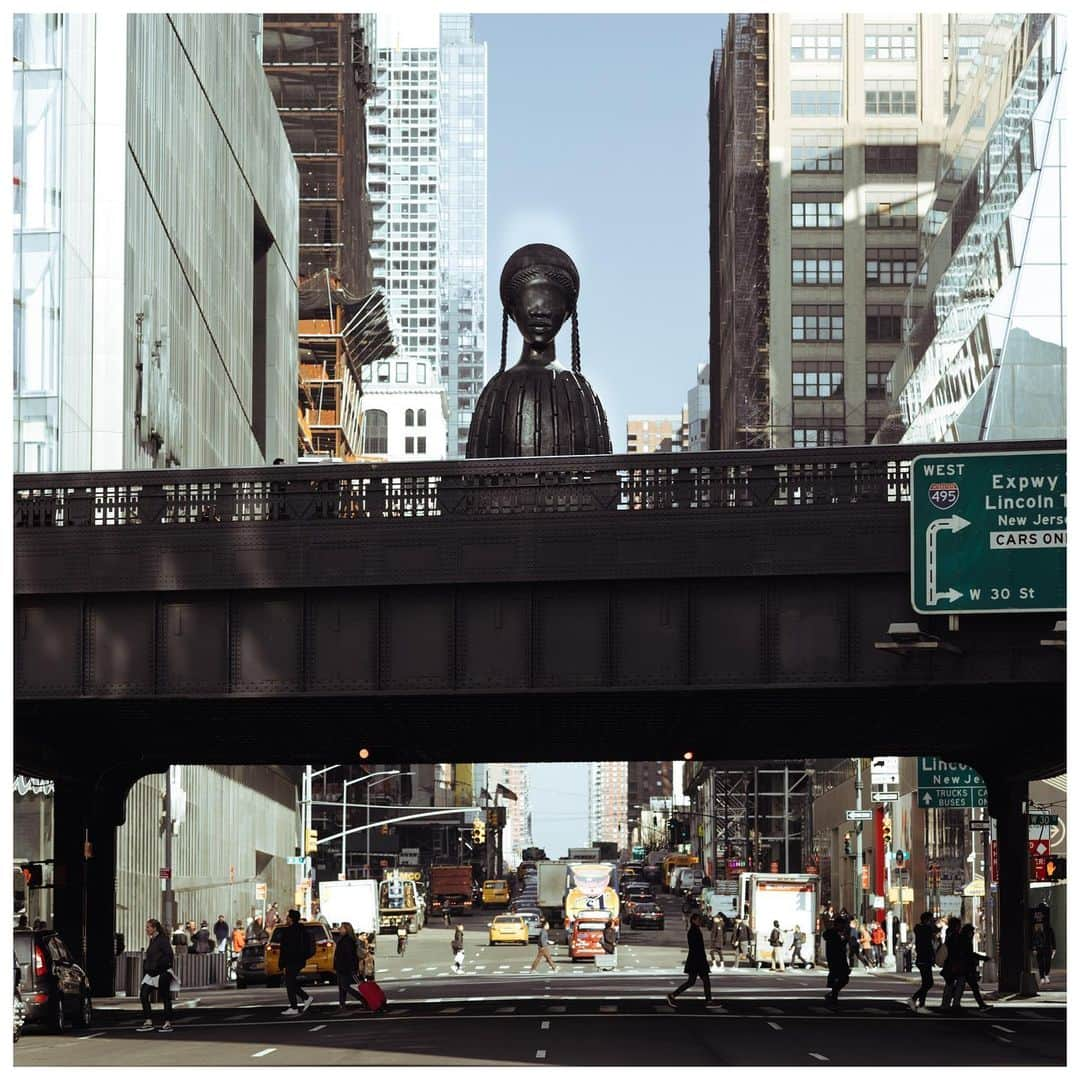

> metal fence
[115,950,230,996]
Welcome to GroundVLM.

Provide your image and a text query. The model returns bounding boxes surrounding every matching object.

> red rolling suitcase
[357,980,387,1014]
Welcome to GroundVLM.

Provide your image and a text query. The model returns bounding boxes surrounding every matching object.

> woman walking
[948,924,992,1012]
[857,923,875,970]
[137,918,175,1033]
[333,923,366,1008]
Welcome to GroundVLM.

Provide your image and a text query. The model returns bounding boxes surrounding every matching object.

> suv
[14,928,92,1033]
[264,921,336,987]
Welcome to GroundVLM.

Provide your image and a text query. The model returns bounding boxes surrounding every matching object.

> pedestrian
[136,918,176,1033]
[601,922,617,969]
[171,922,189,953]
[822,915,851,1009]
[332,923,365,1008]
[1032,920,1056,984]
[192,920,212,955]
[949,924,992,1012]
[939,916,962,1010]
[264,903,281,933]
[870,921,886,967]
[529,921,556,973]
[682,893,694,930]
[847,919,860,968]
[277,909,314,1016]
[768,920,785,971]
[709,917,725,971]
[231,921,246,954]
[667,912,723,1009]
[359,934,376,981]
[213,915,229,954]
[732,917,751,967]
[443,907,452,928]
[857,923,874,970]
[247,917,268,945]
[908,911,937,1014]
[396,925,408,956]
[790,923,809,969]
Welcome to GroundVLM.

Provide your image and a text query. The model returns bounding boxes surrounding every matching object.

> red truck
[429,865,474,917]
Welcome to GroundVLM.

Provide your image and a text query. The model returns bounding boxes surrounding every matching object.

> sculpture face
[510,276,571,350]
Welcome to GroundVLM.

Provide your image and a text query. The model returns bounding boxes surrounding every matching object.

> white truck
[317,879,380,941]
[737,872,819,967]
[672,866,704,896]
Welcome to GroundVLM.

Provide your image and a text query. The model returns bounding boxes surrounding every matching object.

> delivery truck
[317,880,380,942]
[737,872,819,966]
[429,865,474,917]
[379,870,420,933]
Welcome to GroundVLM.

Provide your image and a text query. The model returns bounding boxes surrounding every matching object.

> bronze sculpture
[466,243,612,458]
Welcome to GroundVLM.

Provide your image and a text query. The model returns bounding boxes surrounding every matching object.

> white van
[674,866,704,896]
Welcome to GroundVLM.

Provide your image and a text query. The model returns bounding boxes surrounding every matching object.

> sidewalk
[984,966,1066,1003]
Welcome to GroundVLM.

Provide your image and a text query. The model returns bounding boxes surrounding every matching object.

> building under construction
[262,14,395,459]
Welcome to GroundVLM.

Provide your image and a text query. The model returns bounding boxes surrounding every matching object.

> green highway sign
[910,450,1066,614]
[917,758,988,809]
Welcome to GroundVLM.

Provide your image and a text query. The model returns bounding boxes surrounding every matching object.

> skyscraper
[366,14,487,459]
[588,762,628,850]
[709,14,948,450]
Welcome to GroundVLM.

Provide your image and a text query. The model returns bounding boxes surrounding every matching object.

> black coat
[914,922,937,966]
[213,919,229,943]
[191,928,212,955]
[334,933,359,976]
[683,924,709,976]
[277,922,311,970]
[143,933,174,980]
[822,927,849,971]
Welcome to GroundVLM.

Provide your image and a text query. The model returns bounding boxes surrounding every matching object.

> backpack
[933,940,948,967]
[769,928,782,947]
[304,929,317,960]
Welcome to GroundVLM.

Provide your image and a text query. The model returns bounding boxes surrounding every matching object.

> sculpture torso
[466,361,612,458]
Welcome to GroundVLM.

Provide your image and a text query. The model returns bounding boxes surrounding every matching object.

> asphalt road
[15,894,1067,1066]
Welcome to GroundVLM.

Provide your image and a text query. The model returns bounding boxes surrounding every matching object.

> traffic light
[1046,858,1066,881]
[304,828,318,855]
[843,832,852,857]
[20,862,43,887]
[881,814,893,848]
[472,818,485,844]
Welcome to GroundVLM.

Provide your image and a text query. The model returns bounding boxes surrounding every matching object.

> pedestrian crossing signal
[1046,858,1066,881]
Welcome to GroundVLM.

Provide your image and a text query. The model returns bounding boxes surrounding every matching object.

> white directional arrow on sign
[922,792,933,806]
[926,515,971,605]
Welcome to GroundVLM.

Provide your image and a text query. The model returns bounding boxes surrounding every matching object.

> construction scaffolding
[709,14,772,450]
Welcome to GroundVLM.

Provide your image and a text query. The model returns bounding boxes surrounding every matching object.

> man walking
[137,919,175,1033]
[708,917,725,971]
[667,912,723,1009]
[451,924,466,975]
[731,918,750,967]
[278,909,314,1016]
[768,920,785,971]
[822,914,851,1010]
[790,924,809,969]
[213,915,230,954]
[1033,920,1056,984]
[908,911,937,1014]
[530,921,556,973]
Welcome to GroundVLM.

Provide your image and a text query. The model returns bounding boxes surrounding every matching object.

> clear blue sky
[527,762,589,858]
[472,13,728,453]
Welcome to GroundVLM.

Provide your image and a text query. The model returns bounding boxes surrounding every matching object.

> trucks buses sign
[917,758,988,809]
[910,450,1065,614]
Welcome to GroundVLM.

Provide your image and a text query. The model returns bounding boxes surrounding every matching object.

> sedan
[628,902,665,930]
[488,914,530,946]
[514,910,543,941]
[14,929,92,1033]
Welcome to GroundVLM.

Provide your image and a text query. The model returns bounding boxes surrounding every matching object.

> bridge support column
[53,780,119,996]
[989,776,1037,997]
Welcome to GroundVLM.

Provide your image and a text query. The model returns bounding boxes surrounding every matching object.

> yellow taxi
[265,921,336,986]
[482,879,510,907]
[488,914,529,946]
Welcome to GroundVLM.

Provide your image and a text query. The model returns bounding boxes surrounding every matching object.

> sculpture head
[498,243,581,372]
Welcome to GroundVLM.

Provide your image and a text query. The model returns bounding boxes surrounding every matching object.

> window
[791,131,843,172]
[417,436,427,454]
[865,130,918,173]
[866,304,904,342]
[376,362,390,383]
[405,436,415,454]
[794,422,847,447]
[405,409,415,426]
[792,194,844,229]
[864,23,917,61]
[866,359,892,399]
[791,80,842,117]
[865,80,917,115]
[416,362,427,384]
[866,247,919,285]
[865,191,918,229]
[792,304,844,342]
[362,410,388,454]
[417,408,427,427]
[793,358,844,398]
[792,249,843,285]
[791,24,842,61]
[396,361,409,382]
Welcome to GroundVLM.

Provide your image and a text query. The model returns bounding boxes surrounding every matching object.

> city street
[16,896,1066,1066]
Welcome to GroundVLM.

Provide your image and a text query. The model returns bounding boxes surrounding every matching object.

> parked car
[13,929,92,1034]
[264,921,336,987]
[488,914,529,946]
[628,901,665,930]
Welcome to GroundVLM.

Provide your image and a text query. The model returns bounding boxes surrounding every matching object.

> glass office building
[890,15,1066,443]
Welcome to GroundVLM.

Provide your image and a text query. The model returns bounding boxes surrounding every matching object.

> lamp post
[359,771,411,879]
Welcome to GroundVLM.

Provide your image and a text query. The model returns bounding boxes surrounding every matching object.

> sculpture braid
[500,310,509,372]
[571,310,581,374]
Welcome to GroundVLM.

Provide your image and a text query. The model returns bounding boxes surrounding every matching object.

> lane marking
[996,1037,1013,1046]
[252,1048,278,1058]
[809,1053,829,1061]
[992,1024,1016,1034]
[309,1024,326,1032]
[767,1021,782,1031]
[439,1006,464,1014]
[541,1020,550,1029]
[401,967,414,972]
[535,1050,547,1059]
[78,1031,105,1039]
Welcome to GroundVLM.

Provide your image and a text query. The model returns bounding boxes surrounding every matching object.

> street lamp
[354,770,414,880]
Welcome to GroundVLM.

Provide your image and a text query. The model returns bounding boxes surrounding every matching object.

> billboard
[564,863,620,923]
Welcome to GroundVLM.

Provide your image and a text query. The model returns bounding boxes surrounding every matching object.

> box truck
[317,880,380,941]
[737,872,819,966]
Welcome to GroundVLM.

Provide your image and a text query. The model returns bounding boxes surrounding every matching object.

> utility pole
[853,758,863,921]
[162,767,176,930]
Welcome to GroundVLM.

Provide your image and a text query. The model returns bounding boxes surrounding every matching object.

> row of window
[790,304,906,343]
[791,247,924,286]
[792,367,890,399]
[364,361,429,385]
[790,80,918,116]
[790,23,916,63]
[792,194,919,230]
[359,412,432,456]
